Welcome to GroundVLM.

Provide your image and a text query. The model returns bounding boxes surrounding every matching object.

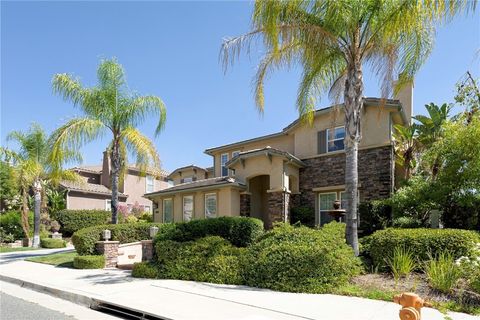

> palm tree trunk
[343,56,363,256]
[110,144,120,224]
[32,180,42,248]
[21,188,30,241]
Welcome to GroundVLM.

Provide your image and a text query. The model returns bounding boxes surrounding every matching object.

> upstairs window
[326,126,345,152]
[221,153,229,176]
[146,175,154,193]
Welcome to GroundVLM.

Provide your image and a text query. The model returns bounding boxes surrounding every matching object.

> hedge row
[72,223,163,255]
[362,228,480,268]
[155,216,264,247]
[0,211,33,240]
[40,238,66,249]
[73,255,105,269]
[52,210,110,236]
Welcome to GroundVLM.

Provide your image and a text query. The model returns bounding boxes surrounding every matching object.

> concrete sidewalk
[0,258,477,320]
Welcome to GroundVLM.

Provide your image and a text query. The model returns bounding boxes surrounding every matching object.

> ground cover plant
[26,251,77,268]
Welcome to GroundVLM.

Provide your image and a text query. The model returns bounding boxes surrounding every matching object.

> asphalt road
[0,292,76,320]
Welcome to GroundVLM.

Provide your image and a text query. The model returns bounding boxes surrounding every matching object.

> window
[326,126,345,152]
[183,176,193,183]
[204,193,217,219]
[221,153,229,176]
[318,193,337,225]
[183,195,193,222]
[146,175,154,193]
[105,199,112,211]
[340,191,347,209]
[162,199,173,223]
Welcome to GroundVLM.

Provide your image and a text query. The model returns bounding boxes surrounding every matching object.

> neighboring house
[61,151,170,213]
[145,85,413,227]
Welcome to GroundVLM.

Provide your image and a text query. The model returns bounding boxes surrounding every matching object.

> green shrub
[52,210,110,236]
[387,247,416,281]
[72,223,163,255]
[155,216,264,247]
[425,252,461,293]
[392,216,423,229]
[155,236,244,284]
[40,238,66,249]
[290,206,315,227]
[132,262,159,278]
[0,211,33,240]
[73,255,105,269]
[358,200,392,236]
[364,228,480,269]
[242,222,362,293]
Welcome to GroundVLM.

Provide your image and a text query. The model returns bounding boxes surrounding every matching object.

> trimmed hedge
[40,238,66,249]
[132,262,160,279]
[52,210,110,236]
[0,211,33,240]
[73,255,105,269]
[154,236,244,284]
[242,222,362,293]
[363,228,480,268]
[72,223,163,256]
[155,216,264,247]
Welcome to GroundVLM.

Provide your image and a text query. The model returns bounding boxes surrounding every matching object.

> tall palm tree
[392,123,419,180]
[221,0,474,255]
[51,58,166,224]
[2,124,79,247]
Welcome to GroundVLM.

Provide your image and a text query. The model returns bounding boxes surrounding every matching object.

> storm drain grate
[92,302,167,320]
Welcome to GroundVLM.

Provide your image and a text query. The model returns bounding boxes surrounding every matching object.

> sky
[1,1,479,173]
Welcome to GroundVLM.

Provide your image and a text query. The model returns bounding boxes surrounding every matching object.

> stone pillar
[266,191,290,229]
[96,241,119,268]
[141,240,154,262]
[240,193,251,217]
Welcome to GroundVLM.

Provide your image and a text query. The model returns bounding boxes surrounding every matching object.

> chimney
[394,81,414,124]
[101,150,111,188]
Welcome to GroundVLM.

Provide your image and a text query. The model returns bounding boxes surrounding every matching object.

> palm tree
[51,58,166,224]
[2,124,79,247]
[221,0,474,255]
[392,124,419,180]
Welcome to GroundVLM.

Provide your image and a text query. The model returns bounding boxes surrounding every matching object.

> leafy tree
[0,161,19,210]
[51,58,166,224]
[392,124,419,180]
[2,124,78,247]
[221,0,473,255]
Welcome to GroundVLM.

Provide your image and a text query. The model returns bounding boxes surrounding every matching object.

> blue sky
[1,1,479,173]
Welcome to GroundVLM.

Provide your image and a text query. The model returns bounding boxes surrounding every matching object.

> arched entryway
[248,175,270,224]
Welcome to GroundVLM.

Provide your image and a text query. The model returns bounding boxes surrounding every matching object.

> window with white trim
[183,195,193,222]
[318,190,358,225]
[221,153,229,177]
[105,199,112,211]
[146,175,154,193]
[326,126,345,152]
[163,198,173,223]
[204,193,217,219]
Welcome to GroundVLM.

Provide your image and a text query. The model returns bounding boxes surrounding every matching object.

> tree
[221,0,473,255]
[392,123,419,180]
[2,124,78,247]
[51,58,166,224]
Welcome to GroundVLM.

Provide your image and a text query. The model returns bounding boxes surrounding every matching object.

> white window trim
[220,153,229,177]
[163,198,173,223]
[146,175,155,193]
[326,126,345,153]
[105,199,112,211]
[183,195,194,222]
[204,193,217,219]
[318,192,339,225]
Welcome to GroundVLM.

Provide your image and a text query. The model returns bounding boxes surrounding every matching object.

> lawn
[26,252,77,268]
[0,247,40,253]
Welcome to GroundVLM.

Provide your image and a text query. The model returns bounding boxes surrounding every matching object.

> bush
[364,228,480,269]
[242,222,362,293]
[290,206,315,227]
[387,247,416,281]
[392,216,423,229]
[72,223,163,255]
[40,238,66,249]
[358,200,392,236]
[52,210,110,236]
[132,262,159,279]
[73,255,105,269]
[155,216,264,247]
[155,236,244,284]
[425,252,461,293]
[0,211,33,240]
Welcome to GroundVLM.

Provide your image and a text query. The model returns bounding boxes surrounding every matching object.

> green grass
[26,252,77,268]
[0,246,40,253]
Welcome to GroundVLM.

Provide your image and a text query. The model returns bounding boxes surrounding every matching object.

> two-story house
[145,85,412,227]
[61,151,170,213]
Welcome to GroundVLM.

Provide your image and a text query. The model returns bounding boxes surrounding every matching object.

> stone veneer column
[240,193,251,217]
[96,241,119,268]
[266,191,290,229]
[141,240,154,262]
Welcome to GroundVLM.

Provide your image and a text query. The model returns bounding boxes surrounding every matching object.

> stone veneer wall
[240,193,251,217]
[294,145,394,209]
[266,191,290,228]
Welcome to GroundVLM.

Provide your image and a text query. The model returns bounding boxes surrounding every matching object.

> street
[1,292,75,320]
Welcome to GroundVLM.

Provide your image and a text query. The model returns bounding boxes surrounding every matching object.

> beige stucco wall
[67,192,126,210]
[123,171,169,211]
[230,156,286,191]
[169,167,208,185]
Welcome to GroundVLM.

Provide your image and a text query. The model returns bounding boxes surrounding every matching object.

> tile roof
[60,180,126,197]
[226,146,305,168]
[71,165,169,177]
[144,176,246,197]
